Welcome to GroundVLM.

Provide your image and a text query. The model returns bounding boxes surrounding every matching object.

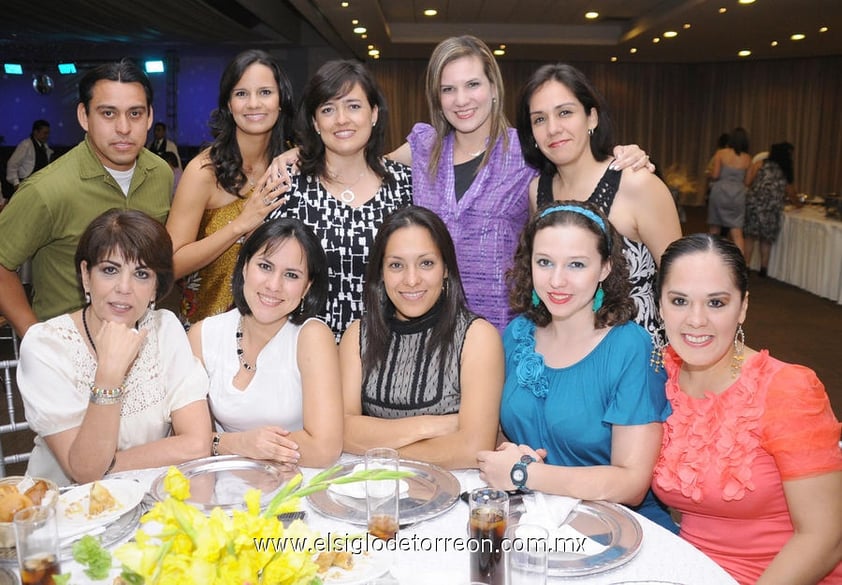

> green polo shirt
[0,137,173,320]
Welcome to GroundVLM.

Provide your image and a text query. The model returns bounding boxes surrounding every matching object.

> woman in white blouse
[18,209,211,486]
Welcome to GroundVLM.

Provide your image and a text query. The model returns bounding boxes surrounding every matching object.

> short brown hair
[75,209,174,301]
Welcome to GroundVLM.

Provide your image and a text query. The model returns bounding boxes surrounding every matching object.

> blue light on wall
[3,63,23,75]
[144,60,165,74]
[57,63,77,74]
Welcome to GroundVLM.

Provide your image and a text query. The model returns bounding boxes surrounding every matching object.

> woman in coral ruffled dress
[652,233,842,585]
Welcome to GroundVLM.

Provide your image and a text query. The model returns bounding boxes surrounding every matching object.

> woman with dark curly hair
[167,49,295,326]
[476,200,675,531]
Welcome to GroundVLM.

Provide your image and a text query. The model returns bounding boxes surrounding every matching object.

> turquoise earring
[592,282,605,312]
[531,289,541,307]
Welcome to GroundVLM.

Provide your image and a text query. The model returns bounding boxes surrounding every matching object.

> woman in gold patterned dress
[166,50,294,326]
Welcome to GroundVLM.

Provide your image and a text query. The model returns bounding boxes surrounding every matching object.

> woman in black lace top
[339,206,503,469]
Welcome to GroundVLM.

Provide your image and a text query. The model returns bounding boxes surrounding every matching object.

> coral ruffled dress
[652,347,842,584]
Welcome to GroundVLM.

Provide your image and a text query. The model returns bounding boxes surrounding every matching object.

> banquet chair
[0,358,31,478]
[0,316,19,360]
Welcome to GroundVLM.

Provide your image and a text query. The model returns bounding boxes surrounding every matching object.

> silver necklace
[235,316,255,372]
[325,169,366,203]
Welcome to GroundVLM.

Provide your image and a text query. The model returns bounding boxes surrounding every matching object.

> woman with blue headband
[476,200,676,531]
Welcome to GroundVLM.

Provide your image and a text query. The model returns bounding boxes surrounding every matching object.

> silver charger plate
[307,458,460,525]
[547,500,643,577]
[149,455,299,512]
[0,503,141,566]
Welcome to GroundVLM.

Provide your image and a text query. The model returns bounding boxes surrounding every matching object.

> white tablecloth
[765,206,842,304]
[56,459,737,585]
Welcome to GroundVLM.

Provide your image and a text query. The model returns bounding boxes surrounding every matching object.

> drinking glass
[468,488,508,585]
[505,523,549,585]
[365,447,399,541]
[14,505,60,585]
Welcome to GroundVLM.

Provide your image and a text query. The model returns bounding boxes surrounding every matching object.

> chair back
[0,359,31,477]
[0,317,19,360]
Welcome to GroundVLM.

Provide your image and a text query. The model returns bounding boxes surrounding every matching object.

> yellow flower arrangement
[113,464,410,585]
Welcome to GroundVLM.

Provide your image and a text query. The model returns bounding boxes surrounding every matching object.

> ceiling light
[353,26,367,34]
[367,44,374,49]
[585,11,599,19]
[368,49,380,56]
[361,34,368,39]
[819,26,829,33]
[738,0,755,4]
[423,9,437,16]
[144,60,165,73]
[629,47,638,54]
[683,23,691,29]
[771,40,778,46]
[653,37,661,43]
[790,33,805,41]
[493,49,505,56]
[738,50,751,57]
[340,1,349,7]
[352,19,359,24]
[610,56,618,62]
[3,63,23,75]
[719,7,727,13]
[663,31,678,38]
[372,54,380,60]
[499,44,506,49]
[57,63,77,75]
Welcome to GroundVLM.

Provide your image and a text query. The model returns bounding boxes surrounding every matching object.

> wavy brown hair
[507,200,634,328]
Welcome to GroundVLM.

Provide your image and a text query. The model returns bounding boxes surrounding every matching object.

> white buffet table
[56,459,736,585]
[765,205,842,304]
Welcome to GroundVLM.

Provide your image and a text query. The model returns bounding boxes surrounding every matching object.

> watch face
[512,467,525,484]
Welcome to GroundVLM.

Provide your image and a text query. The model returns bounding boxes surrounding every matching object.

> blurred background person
[147,121,181,168]
[189,219,342,468]
[5,119,53,193]
[160,151,182,198]
[707,127,752,256]
[18,209,211,486]
[167,49,293,327]
[269,60,412,341]
[339,206,503,469]
[744,142,795,277]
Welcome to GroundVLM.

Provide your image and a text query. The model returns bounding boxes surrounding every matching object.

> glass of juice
[468,488,508,585]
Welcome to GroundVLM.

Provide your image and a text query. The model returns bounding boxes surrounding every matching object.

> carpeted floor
[1,205,840,477]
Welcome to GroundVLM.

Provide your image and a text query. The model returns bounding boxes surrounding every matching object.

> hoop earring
[531,289,541,307]
[731,324,745,378]
[591,282,604,312]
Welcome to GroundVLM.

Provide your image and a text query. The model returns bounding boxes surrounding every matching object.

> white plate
[57,479,146,537]
[320,550,392,585]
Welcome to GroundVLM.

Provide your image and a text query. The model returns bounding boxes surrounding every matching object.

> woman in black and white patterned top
[268,60,411,340]
[339,206,504,470]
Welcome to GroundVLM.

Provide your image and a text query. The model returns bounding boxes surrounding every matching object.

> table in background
[764,206,842,304]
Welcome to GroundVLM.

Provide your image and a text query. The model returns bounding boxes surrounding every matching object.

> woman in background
[189,219,342,467]
[19,209,210,486]
[653,234,842,584]
[339,206,503,469]
[477,201,675,531]
[269,60,412,340]
[516,63,681,344]
[168,49,294,326]
[706,127,752,256]
[744,142,795,276]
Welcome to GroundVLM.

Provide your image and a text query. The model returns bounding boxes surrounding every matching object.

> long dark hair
[295,60,389,184]
[231,219,328,325]
[361,206,468,380]
[507,200,633,328]
[207,50,294,196]
[727,127,750,155]
[657,234,748,303]
[516,63,614,176]
[768,141,794,184]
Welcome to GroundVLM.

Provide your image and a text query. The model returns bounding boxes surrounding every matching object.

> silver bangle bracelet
[90,384,124,405]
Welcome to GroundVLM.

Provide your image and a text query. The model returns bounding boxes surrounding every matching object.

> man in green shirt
[0,59,172,337]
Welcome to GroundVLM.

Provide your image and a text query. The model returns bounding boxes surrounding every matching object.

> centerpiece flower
[113,464,410,585]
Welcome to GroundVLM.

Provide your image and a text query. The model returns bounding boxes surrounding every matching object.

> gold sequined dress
[179,198,245,326]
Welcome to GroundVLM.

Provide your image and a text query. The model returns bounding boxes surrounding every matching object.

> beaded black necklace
[82,304,98,355]
[235,316,256,372]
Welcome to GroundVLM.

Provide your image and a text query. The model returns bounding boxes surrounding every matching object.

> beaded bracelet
[90,384,124,405]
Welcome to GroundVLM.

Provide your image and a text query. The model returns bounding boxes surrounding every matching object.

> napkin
[327,463,410,499]
[519,492,608,556]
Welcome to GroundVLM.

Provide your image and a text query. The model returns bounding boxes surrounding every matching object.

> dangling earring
[297,296,306,315]
[592,282,604,312]
[533,140,538,148]
[148,299,156,311]
[442,278,448,297]
[531,289,541,307]
[650,331,665,373]
[731,324,745,378]
[587,128,594,137]
[84,291,91,304]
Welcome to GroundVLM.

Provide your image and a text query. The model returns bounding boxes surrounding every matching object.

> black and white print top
[269,159,412,341]
[537,167,663,344]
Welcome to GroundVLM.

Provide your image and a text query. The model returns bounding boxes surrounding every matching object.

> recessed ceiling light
[771,40,779,47]
[790,33,805,41]
[352,19,359,24]
[629,47,638,54]
[719,7,727,13]
[353,26,367,34]
[738,0,755,4]
[367,44,374,49]
[663,31,678,38]
[423,9,437,16]
[585,11,599,19]
[683,23,691,29]
[340,1,349,7]
[368,49,380,56]
[361,33,368,39]
[653,37,661,43]
[738,50,752,57]
[493,49,505,56]
[819,26,829,33]
[610,56,618,62]
[499,44,506,49]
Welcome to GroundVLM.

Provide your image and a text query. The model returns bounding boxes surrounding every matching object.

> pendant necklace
[235,316,256,372]
[82,304,98,355]
[456,137,489,159]
[325,169,366,203]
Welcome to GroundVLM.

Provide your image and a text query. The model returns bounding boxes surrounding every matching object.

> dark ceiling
[1,0,840,65]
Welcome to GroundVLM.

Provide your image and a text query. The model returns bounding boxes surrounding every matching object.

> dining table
[45,455,737,585]
[756,204,842,304]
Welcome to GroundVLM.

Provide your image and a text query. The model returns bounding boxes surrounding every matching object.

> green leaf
[71,535,112,580]
[53,574,71,585]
